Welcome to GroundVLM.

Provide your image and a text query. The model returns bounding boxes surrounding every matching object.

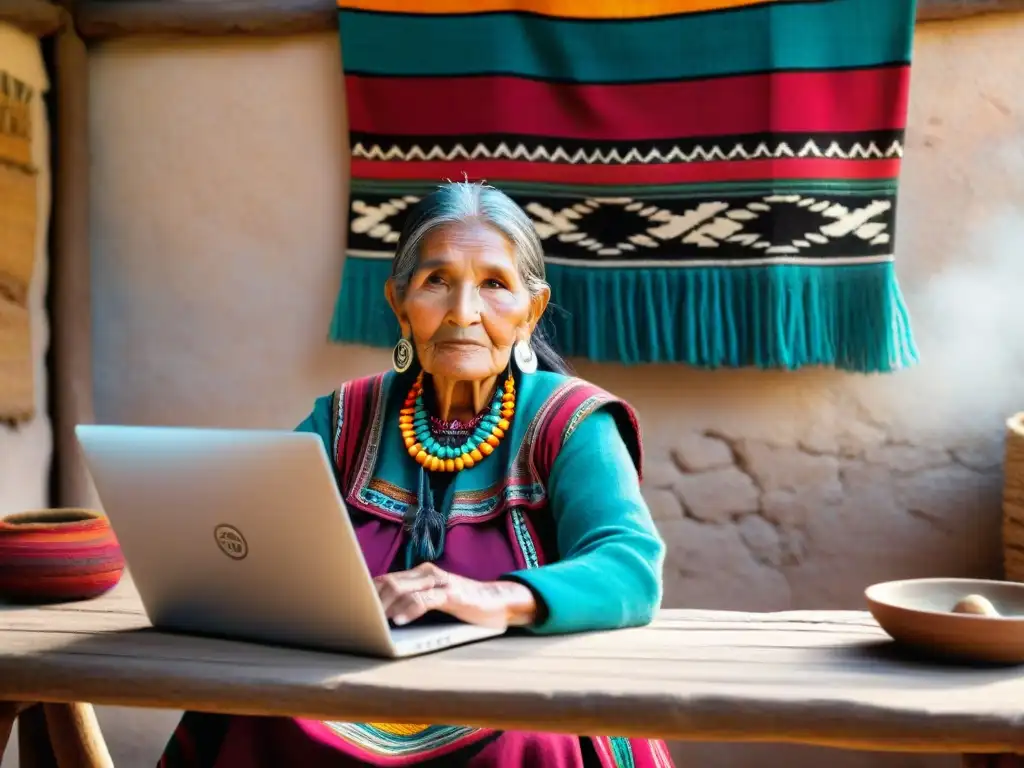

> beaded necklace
[399,371,516,472]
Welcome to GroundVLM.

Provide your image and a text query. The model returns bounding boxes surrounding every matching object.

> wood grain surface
[3,578,1024,754]
[0,0,62,36]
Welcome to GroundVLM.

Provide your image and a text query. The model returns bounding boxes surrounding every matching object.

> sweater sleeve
[504,409,666,635]
[294,393,335,454]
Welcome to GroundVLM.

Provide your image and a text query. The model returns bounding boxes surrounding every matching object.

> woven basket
[0,509,125,604]
[1003,413,1024,582]
[0,296,33,422]
[0,161,37,306]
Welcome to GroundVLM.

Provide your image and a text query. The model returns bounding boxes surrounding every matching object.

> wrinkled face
[387,220,545,382]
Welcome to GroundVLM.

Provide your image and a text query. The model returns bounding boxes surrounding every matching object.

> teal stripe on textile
[338,0,915,82]
[609,737,636,768]
[330,255,920,372]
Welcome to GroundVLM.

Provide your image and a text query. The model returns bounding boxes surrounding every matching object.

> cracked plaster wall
[7,13,1018,768]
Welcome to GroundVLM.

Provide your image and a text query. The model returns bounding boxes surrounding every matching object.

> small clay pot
[0,508,125,604]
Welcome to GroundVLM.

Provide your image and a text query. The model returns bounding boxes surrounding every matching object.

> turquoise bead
[400,374,515,467]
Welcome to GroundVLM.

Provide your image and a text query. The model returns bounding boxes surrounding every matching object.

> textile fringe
[329,256,918,373]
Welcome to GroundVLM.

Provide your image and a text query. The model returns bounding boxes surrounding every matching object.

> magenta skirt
[158,714,675,768]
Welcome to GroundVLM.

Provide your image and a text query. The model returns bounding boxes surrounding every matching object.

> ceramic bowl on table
[0,508,125,604]
[866,577,1024,664]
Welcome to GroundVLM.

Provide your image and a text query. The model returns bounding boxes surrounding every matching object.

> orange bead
[401,429,415,439]
[454,457,465,471]
[461,453,475,468]
[486,435,499,447]
[497,418,510,431]
[502,392,514,402]
[445,459,455,472]
[471,449,484,462]
[400,407,415,415]
[415,450,428,464]
[480,442,494,456]
[429,456,441,472]
[492,427,505,439]
[404,437,416,448]
[501,411,514,420]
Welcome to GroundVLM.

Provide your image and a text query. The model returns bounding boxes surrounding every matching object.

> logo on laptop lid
[214,524,248,560]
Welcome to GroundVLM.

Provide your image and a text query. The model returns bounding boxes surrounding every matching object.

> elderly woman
[158,182,673,768]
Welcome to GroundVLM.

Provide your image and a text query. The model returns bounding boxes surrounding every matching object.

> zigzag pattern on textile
[351,139,905,165]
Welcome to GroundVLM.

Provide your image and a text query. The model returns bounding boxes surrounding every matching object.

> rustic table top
[1,578,1023,755]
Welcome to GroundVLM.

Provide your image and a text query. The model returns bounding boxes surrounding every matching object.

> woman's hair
[390,181,571,375]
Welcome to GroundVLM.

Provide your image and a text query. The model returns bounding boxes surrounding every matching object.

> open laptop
[75,424,506,658]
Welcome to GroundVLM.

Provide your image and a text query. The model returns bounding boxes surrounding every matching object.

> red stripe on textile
[531,382,643,484]
[339,376,376,496]
[345,67,911,140]
[168,715,198,768]
[351,157,901,184]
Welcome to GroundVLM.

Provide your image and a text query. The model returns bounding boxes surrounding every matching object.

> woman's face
[387,219,547,382]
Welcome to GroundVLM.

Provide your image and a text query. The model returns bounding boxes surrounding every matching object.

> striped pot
[0,508,125,604]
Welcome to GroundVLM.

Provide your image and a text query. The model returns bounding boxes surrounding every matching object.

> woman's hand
[373,563,538,629]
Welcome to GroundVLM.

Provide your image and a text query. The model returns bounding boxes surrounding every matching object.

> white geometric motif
[351,194,892,258]
[349,195,420,245]
[351,139,904,166]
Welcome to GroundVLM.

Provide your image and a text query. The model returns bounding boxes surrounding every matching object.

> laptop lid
[75,425,398,656]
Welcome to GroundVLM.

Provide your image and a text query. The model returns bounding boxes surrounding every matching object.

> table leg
[0,702,23,760]
[17,705,58,768]
[42,704,113,768]
[963,756,1024,767]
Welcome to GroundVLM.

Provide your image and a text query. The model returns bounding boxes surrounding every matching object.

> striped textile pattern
[330,0,919,371]
[0,510,125,603]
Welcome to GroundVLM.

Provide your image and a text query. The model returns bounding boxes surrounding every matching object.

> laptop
[75,424,506,658]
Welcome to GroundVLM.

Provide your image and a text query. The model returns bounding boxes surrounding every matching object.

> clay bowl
[0,508,125,604]
[866,578,1024,664]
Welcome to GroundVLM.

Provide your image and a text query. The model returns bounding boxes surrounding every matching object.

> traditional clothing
[158,369,672,767]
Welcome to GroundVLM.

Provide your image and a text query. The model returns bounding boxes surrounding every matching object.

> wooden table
[1,579,1022,767]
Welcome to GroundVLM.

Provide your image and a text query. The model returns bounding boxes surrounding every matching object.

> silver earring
[392,336,414,373]
[513,339,537,374]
